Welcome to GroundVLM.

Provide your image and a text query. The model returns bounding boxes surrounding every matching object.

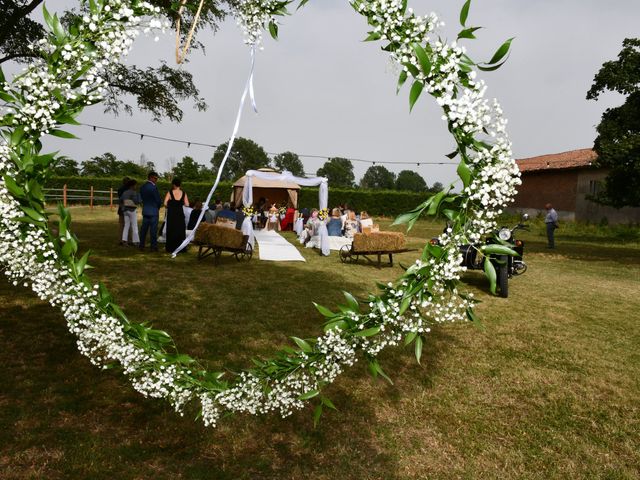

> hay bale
[352,231,405,253]
[195,223,245,249]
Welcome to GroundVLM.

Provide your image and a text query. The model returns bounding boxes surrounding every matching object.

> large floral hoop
[0,0,520,428]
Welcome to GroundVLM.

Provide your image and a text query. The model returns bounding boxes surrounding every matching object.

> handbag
[123,199,137,208]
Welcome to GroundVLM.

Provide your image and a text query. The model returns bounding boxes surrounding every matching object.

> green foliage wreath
[0,0,520,428]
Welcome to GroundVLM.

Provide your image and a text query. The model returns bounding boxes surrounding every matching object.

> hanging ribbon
[175,0,205,64]
[171,45,258,257]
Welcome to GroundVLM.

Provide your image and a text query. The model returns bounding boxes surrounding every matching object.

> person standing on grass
[116,176,129,243]
[164,177,189,253]
[139,171,162,252]
[545,203,559,249]
[119,179,140,246]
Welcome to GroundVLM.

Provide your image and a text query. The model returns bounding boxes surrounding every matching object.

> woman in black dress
[163,177,189,253]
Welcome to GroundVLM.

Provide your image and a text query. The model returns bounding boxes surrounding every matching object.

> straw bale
[195,223,245,249]
[353,231,405,253]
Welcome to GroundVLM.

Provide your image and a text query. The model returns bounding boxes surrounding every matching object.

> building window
[589,180,602,196]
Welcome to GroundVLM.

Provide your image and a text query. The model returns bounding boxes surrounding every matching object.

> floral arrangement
[242,205,256,217]
[278,206,287,215]
[0,0,520,429]
[317,208,330,221]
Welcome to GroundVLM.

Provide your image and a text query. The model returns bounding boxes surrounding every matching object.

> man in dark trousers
[139,171,162,251]
[544,203,559,249]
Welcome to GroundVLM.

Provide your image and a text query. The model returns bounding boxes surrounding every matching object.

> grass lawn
[1,207,639,479]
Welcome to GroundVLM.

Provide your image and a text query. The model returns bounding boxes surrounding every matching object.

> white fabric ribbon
[171,46,258,257]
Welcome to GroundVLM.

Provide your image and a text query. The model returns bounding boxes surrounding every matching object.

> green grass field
[1,207,639,479]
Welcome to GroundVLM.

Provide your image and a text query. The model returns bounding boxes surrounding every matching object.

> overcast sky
[20,0,640,186]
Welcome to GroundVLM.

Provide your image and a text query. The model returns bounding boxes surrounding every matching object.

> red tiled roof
[516,148,597,173]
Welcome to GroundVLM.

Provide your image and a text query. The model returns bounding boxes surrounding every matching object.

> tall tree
[395,170,427,192]
[316,157,355,188]
[0,0,231,122]
[273,151,305,177]
[360,165,396,190]
[431,181,444,193]
[173,155,204,181]
[210,137,271,182]
[51,156,80,176]
[587,38,640,207]
[81,152,148,178]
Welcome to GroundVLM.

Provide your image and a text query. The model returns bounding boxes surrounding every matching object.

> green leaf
[313,302,335,318]
[10,126,25,146]
[477,62,507,72]
[415,335,423,364]
[457,160,472,188]
[399,296,412,315]
[396,70,408,94]
[321,396,337,410]
[364,31,382,41]
[402,62,420,77]
[483,257,497,295]
[459,0,472,26]
[49,129,78,139]
[343,291,360,312]
[412,43,432,76]
[42,4,53,30]
[482,244,519,256]
[409,80,423,111]
[354,326,381,337]
[75,250,91,276]
[466,307,479,323]
[20,205,45,222]
[487,37,514,65]
[457,26,482,40]
[291,336,312,353]
[404,331,417,346]
[268,21,278,40]
[313,403,323,427]
[427,190,446,216]
[298,389,320,401]
[323,319,348,332]
[3,175,25,198]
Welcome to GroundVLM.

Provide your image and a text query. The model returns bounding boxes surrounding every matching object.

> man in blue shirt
[139,171,162,251]
[545,203,559,249]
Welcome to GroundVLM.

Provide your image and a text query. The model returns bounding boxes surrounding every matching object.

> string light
[81,123,458,167]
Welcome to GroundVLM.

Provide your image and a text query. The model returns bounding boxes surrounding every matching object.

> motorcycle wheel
[497,255,509,298]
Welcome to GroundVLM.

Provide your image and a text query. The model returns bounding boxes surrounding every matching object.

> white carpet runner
[254,229,306,262]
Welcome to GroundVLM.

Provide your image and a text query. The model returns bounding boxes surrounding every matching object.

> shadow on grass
[0,222,455,479]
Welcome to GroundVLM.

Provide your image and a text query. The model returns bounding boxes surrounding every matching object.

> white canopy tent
[241,169,330,256]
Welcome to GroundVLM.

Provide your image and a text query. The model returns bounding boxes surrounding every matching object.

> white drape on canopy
[241,170,330,256]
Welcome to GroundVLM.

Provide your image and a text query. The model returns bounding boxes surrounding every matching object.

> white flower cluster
[234,0,284,47]
[0,0,521,430]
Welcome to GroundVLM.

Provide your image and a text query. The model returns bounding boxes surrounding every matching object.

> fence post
[63,184,67,208]
[110,187,114,211]
[90,186,94,210]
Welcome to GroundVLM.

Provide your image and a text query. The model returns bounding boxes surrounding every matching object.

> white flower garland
[0,0,520,429]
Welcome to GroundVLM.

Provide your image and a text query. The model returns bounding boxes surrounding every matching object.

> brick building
[509,148,640,224]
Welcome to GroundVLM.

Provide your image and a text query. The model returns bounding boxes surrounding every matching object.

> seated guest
[235,207,245,230]
[344,210,358,238]
[327,208,343,237]
[300,208,320,244]
[205,203,221,224]
[217,202,236,222]
[188,200,203,231]
[359,211,373,232]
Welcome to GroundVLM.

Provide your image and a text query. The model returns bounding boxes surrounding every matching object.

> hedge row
[45,176,429,216]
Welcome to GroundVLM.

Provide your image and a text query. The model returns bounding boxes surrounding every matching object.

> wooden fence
[44,185,116,210]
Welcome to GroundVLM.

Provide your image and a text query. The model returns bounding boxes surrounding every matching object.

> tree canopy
[173,156,209,181]
[587,38,640,207]
[395,170,427,192]
[359,165,396,190]
[81,152,154,178]
[273,151,305,177]
[316,157,355,188]
[0,0,231,122]
[51,156,80,177]
[210,137,271,182]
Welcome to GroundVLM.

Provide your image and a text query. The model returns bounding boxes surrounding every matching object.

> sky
[15,0,640,187]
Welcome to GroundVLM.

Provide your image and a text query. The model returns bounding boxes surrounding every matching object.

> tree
[316,157,355,188]
[395,170,427,192]
[431,181,444,193]
[210,137,271,181]
[81,152,148,178]
[0,0,231,122]
[51,156,80,176]
[360,165,396,190]
[587,38,640,207]
[173,156,204,181]
[273,151,305,177]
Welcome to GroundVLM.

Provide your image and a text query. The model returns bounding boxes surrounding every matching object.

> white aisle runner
[254,229,306,262]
